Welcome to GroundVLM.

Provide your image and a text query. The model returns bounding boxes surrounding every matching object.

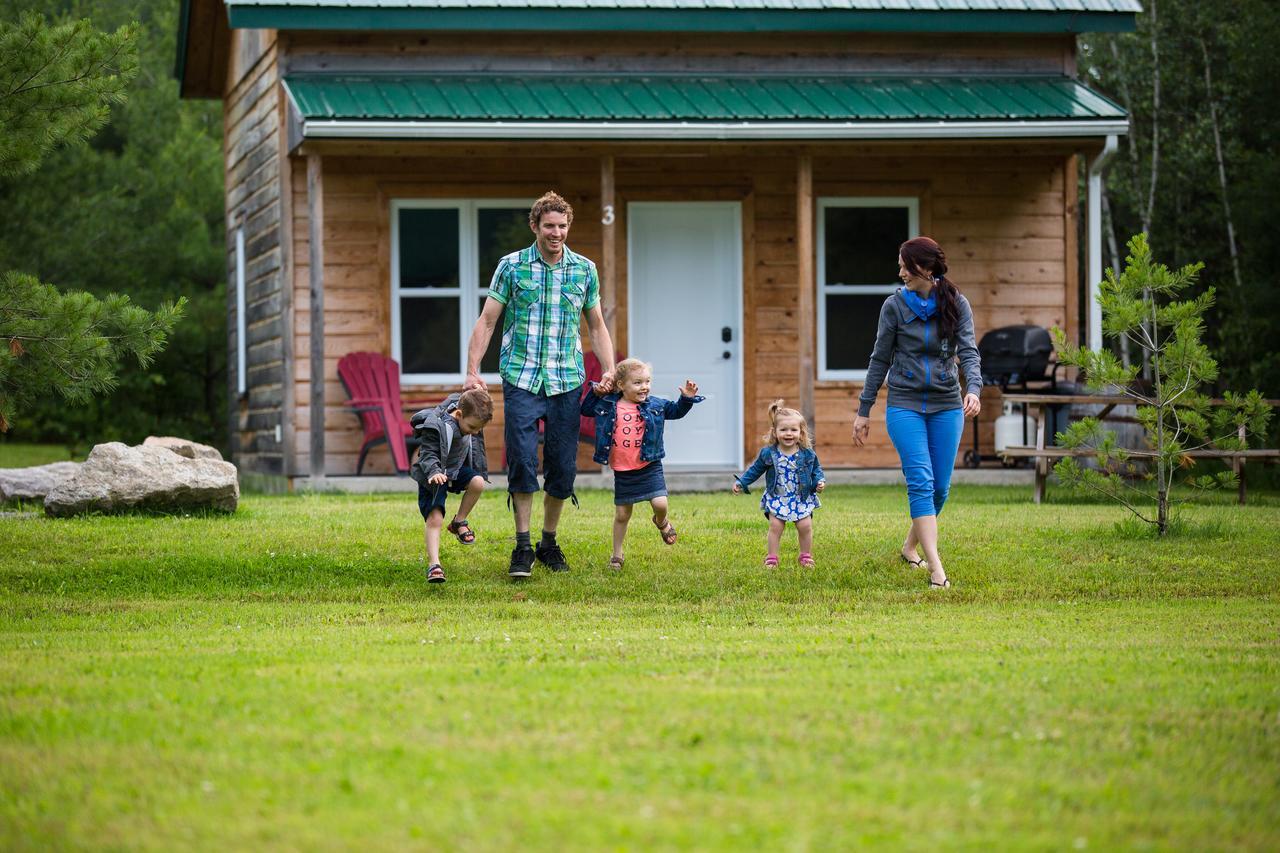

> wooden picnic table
[998,393,1280,504]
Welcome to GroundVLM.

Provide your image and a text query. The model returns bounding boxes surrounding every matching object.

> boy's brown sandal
[447,519,476,545]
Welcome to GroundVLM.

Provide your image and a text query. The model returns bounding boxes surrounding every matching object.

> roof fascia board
[297,118,1130,141]
[228,7,1138,35]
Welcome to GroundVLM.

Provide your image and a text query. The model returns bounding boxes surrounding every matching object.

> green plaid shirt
[488,243,601,396]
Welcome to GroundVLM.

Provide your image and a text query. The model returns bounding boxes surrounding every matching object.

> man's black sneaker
[535,543,571,572]
[508,546,535,579]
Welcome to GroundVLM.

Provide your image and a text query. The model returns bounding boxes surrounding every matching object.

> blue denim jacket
[580,388,703,465]
[736,446,826,500]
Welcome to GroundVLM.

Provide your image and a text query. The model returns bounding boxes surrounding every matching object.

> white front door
[627,202,742,469]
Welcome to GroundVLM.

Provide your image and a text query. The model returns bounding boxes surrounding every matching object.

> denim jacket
[736,446,826,500]
[579,388,703,466]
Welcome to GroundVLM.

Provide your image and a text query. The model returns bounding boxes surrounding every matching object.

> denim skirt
[612,461,667,505]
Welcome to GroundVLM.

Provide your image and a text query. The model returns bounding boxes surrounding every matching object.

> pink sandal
[798,552,815,568]
[763,554,779,568]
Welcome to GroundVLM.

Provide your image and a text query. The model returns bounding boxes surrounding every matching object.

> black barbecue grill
[978,324,1055,386]
[963,324,1073,468]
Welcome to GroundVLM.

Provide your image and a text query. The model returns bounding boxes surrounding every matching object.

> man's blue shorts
[417,464,483,521]
[502,379,581,499]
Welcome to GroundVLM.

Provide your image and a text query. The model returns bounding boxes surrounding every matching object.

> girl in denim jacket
[580,358,702,570]
[733,400,826,568]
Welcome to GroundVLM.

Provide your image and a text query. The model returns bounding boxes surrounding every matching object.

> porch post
[1087,135,1119,352]
[600,154,618,341]
[307,153,326,483]
[796,152,816,428]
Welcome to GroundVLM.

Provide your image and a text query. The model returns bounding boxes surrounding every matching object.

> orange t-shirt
[610,400,647,470]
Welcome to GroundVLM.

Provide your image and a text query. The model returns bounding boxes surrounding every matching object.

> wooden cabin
[177,0,1136,485]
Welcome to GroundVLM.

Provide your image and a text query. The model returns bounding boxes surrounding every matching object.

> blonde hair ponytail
[762,398,811,449]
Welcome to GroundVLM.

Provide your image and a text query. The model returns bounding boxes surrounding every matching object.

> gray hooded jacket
[858,288,983,417]
[409,393,489,485]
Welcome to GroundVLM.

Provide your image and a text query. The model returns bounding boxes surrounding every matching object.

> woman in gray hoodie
[852,237,982,589]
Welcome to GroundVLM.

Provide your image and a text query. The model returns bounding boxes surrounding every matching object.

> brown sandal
[652,515,677,545]
[608,555,625,571]
[447,518,476,545]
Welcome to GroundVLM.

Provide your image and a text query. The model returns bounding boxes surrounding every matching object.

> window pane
[477,297,500,374]
[824,206,909,285]
[401,297,460,374]
[399,208,459,288]
[478,207,531,280]
[825,293,887,372]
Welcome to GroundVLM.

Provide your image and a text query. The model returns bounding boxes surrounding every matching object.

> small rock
[0,461,81,503]
[44,442,238,517]
[142,435,224,461]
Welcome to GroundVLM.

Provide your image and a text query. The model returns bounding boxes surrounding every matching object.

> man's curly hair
[529,191,574,228]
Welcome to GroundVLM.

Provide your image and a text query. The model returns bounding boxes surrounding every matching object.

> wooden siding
[285,141,1078,475]
[225,30,291,476]
[283,31,1076,77]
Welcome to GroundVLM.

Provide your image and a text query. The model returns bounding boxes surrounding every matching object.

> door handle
[722,326,732,343]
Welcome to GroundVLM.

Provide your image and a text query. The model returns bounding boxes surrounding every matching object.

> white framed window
[817,197,919,381]
[390,198,531,384]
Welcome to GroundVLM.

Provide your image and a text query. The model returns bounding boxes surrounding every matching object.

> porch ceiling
[283,74,1128,142]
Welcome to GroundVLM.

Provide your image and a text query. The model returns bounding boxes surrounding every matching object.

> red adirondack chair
[337,352,437,475]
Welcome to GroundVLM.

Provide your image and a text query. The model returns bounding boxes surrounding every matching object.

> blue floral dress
[762,451,820,521]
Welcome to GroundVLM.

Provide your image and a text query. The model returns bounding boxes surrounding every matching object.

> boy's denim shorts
[417,464,483,521]
[502,379,581,498]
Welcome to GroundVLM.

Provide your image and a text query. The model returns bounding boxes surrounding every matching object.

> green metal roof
[227,0,1140,33]
[285,74,1126,130]
[230,0,1142,9]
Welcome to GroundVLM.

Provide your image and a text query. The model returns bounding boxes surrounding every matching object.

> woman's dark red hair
[899,236,961,343]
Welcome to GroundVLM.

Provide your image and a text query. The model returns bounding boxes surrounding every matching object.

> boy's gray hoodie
[858,288,983,417]
[408,393,489,485]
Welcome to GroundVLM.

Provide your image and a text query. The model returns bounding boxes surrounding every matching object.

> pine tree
[1053,234,1271,535]
[0,12,182,432]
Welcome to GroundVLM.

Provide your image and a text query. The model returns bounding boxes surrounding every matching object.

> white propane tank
[994,402,1037,452]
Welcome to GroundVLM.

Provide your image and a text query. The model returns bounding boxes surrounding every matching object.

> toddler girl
[733,399,826,567]
[580,357,702,570]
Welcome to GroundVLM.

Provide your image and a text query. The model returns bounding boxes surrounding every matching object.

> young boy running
[410,388,494,583]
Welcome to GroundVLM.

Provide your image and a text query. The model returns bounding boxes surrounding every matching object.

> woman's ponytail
[900,236,961,343]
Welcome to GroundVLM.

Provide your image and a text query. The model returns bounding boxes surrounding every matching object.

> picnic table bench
[998,393,1280,504]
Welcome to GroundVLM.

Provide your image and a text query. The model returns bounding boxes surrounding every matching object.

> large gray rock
[44,442,238,517]
[142,435,224,461]
[0,461,81,503]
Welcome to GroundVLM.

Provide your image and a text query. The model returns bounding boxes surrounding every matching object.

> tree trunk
[1140,0,1161,383]
[1198,36,1244,293]
[1143,0,1161,239]
[1157,486,1169,536]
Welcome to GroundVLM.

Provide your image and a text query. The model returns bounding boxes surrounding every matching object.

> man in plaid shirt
[465,191,616,579]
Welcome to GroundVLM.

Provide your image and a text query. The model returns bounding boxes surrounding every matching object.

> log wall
[224,29,291,476]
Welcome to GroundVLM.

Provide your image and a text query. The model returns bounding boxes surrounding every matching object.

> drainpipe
[1087,134,1119,352]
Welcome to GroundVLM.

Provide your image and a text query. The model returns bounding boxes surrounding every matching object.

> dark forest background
[1,0,1276,454]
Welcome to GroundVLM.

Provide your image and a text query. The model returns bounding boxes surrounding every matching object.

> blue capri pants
[885,406,966,519]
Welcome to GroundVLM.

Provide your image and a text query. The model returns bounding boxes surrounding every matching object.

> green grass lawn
[2,485,1278,850]
[0,442,80,468]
